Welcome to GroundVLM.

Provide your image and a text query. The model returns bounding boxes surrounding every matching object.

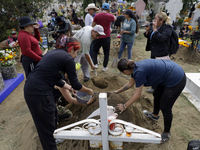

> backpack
[169,27,179,55]
[187,140,200,150]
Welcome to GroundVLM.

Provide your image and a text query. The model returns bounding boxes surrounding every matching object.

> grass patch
[175,127,193,142]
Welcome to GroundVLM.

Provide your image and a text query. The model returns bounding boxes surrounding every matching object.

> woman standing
[144,12,172,93]
[118,9,139,60]
[24,36,94,150]
[115,58,186,143]
[18,16,43,77]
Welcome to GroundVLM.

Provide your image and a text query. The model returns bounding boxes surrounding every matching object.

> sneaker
[102,67,108,72]
[57,105,73,122]
[94,64,98,69]
[161,132,170,143]
[146,87,154,93]
[143,110,160,121]
[55,138,65,144]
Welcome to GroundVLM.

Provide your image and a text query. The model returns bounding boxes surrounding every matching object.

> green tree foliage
[0,0,51,41]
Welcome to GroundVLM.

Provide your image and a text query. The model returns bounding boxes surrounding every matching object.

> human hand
[119,29,124,34]
[145,25,150,31]
[71,89,77,95]
[113,91,118,94]
[54,85,60,90]
[115,103,126,114]
[86,88,94,95]
[33,23,40,29]
[86,97,95,105]
[152,21,157,31]
[91,65,95,70]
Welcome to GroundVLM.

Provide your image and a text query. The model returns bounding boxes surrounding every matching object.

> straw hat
[85,3,98,12]
[183,22,189,25]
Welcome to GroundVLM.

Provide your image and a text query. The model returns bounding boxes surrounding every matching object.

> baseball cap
[93,25,106,36]
[102,3,110,10]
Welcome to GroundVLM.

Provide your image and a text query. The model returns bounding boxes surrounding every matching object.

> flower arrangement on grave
[179,40,191,48]
[184,18,191,22]
[188,25,192,30]
[0,49,17,67]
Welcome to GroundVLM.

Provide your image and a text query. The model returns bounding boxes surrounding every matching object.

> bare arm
[57,87,95,105]
[92,22,96,27]
[85,54,95,70]
[116,84,144,114]
[115,77,135,94]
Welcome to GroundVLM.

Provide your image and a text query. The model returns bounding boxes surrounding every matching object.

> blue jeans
[118,40,134,59]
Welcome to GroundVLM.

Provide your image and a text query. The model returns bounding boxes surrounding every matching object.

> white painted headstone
[190,7,200,28]
[165,0,183,23]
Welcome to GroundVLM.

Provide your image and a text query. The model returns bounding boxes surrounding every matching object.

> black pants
[93,37,111,68]
[89,40,94,63]
[153,74,186,133]
[24,93,57,150]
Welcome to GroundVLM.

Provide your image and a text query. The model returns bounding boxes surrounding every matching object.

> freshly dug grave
[57,76,164,150]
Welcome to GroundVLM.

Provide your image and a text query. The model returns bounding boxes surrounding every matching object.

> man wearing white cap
[73,25,105,82]
[85,3,98,26]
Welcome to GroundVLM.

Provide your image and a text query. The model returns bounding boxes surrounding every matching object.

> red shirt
[93,12,115,39]
[18,29,42,62]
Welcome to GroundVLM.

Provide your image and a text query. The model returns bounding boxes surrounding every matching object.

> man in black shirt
[50,8,58,18]
[114,15,125,30]
[52,16,71,39]
[70,4,78,24]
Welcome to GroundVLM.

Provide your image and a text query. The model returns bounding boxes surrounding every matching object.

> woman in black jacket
[144,12,172,93]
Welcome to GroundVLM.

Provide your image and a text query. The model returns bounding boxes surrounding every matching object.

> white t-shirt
[73,26,92,55]
[85,13,93,26]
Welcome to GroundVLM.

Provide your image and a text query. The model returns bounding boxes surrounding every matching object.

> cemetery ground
[1,30,200,150]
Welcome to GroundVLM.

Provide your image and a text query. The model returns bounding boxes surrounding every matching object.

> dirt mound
[171,46,200,64]
[57,75,163,150]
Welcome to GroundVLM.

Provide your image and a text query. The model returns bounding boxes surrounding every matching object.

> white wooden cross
[54,93,161,149]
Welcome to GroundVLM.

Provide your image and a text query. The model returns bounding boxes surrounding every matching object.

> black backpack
[187,140,200,150]
[169,27,179,55]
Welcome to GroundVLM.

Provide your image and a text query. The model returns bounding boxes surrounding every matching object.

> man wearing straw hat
[85,3,98,26]
[179,22,190,39]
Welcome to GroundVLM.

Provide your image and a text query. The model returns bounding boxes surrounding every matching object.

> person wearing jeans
[118,41,134,60]
[115,58,186,143]
[118,9,139,60]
